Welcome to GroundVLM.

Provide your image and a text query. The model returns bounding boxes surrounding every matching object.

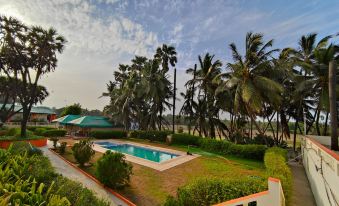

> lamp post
[172,68,176,134]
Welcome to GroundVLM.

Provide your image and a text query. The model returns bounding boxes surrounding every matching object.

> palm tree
[154,44,177,72]
[217,32,283,136]
[185,53,223,138]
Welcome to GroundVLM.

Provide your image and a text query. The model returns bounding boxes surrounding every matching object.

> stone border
[93,140,199,171]
[48,148,136,206]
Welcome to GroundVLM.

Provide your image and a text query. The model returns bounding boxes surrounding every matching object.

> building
[2,104,57,123]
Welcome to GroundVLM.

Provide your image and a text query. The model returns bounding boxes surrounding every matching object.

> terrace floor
[41,145,127,206]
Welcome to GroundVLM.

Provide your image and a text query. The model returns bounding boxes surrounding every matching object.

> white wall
[301,136,339,206]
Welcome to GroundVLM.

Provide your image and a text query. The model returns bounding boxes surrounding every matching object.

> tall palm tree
[217,32,283,136]
[154,44,177,72]
[185,53,223,138]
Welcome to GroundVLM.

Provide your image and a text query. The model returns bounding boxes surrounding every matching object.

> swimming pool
[96,142,179,163]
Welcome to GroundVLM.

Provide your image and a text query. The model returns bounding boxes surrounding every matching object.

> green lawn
[61,139,266,206]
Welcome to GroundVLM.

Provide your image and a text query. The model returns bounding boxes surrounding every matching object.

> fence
[214,177,285,206]
[301,136,339,206]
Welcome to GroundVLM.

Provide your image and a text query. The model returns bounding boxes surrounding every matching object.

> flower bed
[0,138,47,149]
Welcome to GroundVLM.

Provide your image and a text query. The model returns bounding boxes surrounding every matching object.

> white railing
[214,177,285,206]
[301,136,339,206]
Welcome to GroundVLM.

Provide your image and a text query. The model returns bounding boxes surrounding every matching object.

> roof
[67,116,113,128]
[52,114,81,125]
[0,104,56,114]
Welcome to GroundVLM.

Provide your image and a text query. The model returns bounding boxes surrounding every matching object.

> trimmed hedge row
[264,147,292,203]
[199,138,267,160]
[171,133,201,146]
[164,177,266,206]
[129,130,171,142]
[43,129,67,137]
[89,130,127,139]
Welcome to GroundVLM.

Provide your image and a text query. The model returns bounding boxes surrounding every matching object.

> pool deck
[93,140,199,171]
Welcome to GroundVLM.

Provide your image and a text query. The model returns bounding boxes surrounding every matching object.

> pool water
[96,142,178,163]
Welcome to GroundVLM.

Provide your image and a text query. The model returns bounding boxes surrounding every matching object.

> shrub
[49,137,59,149]
[43,129,67,137]
[252,134,275,147]
[72,139,95,167]
[8,141,42,156]
[35,128,47,136]
[96,151,132,189]
[165,177,266,206]
[0,151,71,205]
[129,130,170,142]
[264,147,292,203]
[89,130,127,139]
[58,142,67,154]
[177,126,184,133]
[52,176,109,206]
[0,142,108,206]
[171,133,201,146]
[199,138,266,160]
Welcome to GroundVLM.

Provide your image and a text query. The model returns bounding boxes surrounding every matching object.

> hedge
[171,133,201,146]
[264,147,292,203]
[199,138,267,160]
[164,177,266,206]
[42,129,67,137]
[89,130,127,139]
[129,130,171,142]
[27,126,54,132]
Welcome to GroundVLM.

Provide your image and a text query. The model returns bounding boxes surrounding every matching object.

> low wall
[214,177,285,206]
[0,138,47,149]
[301,136,339,206]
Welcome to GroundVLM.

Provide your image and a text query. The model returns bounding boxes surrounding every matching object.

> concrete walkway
[41,147,127,206]
[289,161,317,206]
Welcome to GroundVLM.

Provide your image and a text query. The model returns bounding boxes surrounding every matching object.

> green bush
[129,130,170,142]
[264,147,292,203]
[96,151,132,189]
[8,141,42,156]
[89,130,127,139]
[27,126,54,132]
[72,139,95,167]
[252,134,274,147]
[35,128,47,136]
[43,129,67,137]
[0,141,109,206]
[52,176,109,206]
[165,177,266,206]
[171,133,201,146]
[0,151,71,205]
[199,138,266,160]
[59,142,67,154]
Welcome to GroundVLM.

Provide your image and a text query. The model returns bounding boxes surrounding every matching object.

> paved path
[289,161,317,206]
[41,146,127,206]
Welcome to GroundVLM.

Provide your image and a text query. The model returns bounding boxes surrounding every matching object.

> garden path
[41,145,128,206]
[289,161,316,206]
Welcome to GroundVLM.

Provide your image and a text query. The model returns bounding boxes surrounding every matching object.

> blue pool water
[96,142,178,163]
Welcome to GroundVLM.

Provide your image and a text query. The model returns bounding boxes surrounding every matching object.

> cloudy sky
[1,0,338,111]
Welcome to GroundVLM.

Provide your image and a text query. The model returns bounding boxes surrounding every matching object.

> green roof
[52,115,81,125]
[68,116,113,128]
[0,104,56,114]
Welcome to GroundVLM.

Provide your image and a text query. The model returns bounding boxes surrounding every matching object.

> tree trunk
[323,111,329,136]
[293,120,298,151]
[329,61,338,150]
[315,109,321,135]
[20,107,30,137]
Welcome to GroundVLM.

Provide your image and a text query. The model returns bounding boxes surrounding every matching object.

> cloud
[0,0,159,109]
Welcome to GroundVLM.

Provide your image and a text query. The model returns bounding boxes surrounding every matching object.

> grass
[60,139,265,206]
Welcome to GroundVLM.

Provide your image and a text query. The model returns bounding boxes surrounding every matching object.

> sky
[0,0,339,112]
